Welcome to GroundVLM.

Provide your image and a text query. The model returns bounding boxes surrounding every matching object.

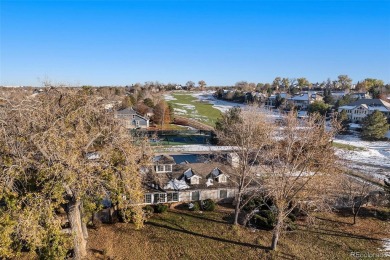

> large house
[115,108,149,129]
[338,99,390,123]
[143,155,238,205]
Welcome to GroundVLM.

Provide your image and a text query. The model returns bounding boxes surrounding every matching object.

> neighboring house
[288,92,322,110]
[338,99,390,123]
[265,93,290,108]
[143,157,238,205]
[350,92,371,100]
[115,107,149,129]
[331,90,348,100]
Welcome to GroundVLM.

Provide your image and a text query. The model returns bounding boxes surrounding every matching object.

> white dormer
[190,175,200,185]
[217,174,227,183]
[182,168,201,185]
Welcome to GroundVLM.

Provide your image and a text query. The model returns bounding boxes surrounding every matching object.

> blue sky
[1,0,389,86]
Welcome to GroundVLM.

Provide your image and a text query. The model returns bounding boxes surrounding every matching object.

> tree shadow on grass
[296,225,386,242]
[146,220,270,250]
[169,209,231,225]
[315,216,351,225]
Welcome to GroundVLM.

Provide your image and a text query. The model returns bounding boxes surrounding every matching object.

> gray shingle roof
[348,99,390,109]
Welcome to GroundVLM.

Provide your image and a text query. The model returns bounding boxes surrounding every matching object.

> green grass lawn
[87,206,389,260]
[167,92,222,127]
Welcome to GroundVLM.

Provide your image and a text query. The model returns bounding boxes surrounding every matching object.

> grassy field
[332,142,366,151]
[87,205,389,260]
[167,93,222,127]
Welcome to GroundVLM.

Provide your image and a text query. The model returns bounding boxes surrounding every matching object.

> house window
[144,194,152,204]
[165,165,172,172]
[157,165,164,172]
[191,191,200,201]
[154,193,166,203]
[191,177,199,185]
[219,190,227,199]
[219,175,227,183]
[167,192,179,202]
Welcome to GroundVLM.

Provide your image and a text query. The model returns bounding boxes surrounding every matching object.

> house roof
[117,107,138,115]
[153,155,175,165]
[180,168,200,180]
[167,163,235,191]
[290,93,310,101]
[339,99,390,112]
[208,167,224,178]
[348,99,390,109]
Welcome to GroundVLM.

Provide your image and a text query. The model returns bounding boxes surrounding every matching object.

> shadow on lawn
[169,210,230,225]
[297,225,385,242]
[146,220,269,250]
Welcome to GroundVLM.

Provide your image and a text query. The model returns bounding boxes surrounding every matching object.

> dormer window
[191,176,199,185]
[218,175,227,183]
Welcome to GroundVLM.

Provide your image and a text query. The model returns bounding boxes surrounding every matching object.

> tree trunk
[67,198,88,259]
[271,215,283,251]
[233,194,241,225]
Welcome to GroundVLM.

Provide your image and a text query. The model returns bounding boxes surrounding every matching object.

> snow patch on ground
[164,94,176,101]
[381,239,390,254]
[174,108,188,114]
[334,134,390,168]
[160,145,235,153]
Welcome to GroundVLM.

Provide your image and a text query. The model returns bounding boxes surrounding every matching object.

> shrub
[202,199,216,211]
[143,205,154,218]
[155,204,168,213]
[189,201,200,211]
[251,210,276,230]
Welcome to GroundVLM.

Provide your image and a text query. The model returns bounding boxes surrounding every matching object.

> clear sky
[1,0,389,86]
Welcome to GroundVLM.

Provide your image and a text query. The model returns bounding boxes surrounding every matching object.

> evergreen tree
[361,110,389,140]
[308,101,330,116]
[323,88,334,104]
[337,110,350,133]
[215,107,242,134]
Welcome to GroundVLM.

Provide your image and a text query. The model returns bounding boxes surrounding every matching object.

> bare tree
[198,80,206,91]
[217,108,340,250]
[340,175,374,225]
[186,81,195,90]
[260,113,339,250]
[0,88,145,259]
[216,107,275,225]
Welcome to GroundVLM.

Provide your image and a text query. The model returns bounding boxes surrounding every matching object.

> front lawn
[87,205,389,259]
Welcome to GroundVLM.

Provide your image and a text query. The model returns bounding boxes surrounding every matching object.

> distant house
[265,93,290,108]
[288,92,323,110]
[115,108,149,129]
[350,92,371,100]
[338,99,390,123]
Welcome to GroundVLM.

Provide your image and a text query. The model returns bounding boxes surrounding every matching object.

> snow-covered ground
[190,91,246,113]
[334,133,390,169]
[159,145,235,153]
[166,90,390,182]
[333,131,390,182]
